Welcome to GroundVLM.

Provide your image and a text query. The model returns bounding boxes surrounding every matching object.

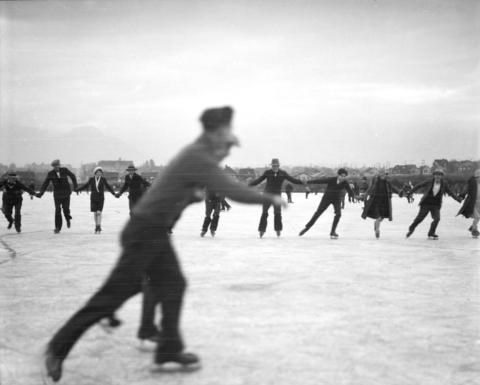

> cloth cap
[51,159,61,167]
[199,106,234,131]
[93,167,103,174]
[432,168,445,175]
[7,172,17,177]
[126,165,137,171]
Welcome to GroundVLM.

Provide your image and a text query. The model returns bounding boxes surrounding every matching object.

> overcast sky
[1,0,479,168]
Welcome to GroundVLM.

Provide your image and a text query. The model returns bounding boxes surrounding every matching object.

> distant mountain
[0,126,143,167]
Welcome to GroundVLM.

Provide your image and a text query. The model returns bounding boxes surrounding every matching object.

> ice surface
[1,193,479,385]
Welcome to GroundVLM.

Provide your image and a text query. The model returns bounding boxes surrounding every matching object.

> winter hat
[432,168,445,176]
[337,168,348,176]
[199,106,234,131]
[271,158,280,166]
[51,159,61,167]
[93,167,103,174]
[126,165,137,172]
[7,171,17,177]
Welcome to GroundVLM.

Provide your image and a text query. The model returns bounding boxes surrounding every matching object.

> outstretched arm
[344,181,355,199]
[76,180,91,192]
[104,179,116,195]
[248,172,267,187]
[66,168,78,190]
[307,177,330,185]
[284,173,304,185]
[444,182,461,202]
[197,165,274,206]
[17,181,36,196]
[38,175,51,196]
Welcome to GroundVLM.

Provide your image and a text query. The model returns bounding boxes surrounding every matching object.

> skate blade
[137,339,156,352]
[149,361,202,373]
[98,321,114,334]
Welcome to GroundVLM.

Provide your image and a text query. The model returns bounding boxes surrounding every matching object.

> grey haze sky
[1,0,479,167]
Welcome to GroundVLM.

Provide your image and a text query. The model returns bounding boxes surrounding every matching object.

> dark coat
[0,180,36,204]
[410,178,457,208]
[307,177,354,202]
[249,169,303,195]
[77,176,116,201]
[118,173,151,200]
[457,176,478,218]
[39,167,78,198]
[361,177,402,221]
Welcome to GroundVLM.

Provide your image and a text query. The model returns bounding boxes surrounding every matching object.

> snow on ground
[0,192,479,385]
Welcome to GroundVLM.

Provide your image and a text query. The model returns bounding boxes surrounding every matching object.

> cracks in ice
[0,235,17,262]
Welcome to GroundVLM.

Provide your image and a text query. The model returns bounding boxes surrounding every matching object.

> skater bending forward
[44,106,284,383]
[406,168,461,239]
[299,168,354,239]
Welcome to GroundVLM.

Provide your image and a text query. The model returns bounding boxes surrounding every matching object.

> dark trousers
[304,198,342,234]
[202,200,221,232]
[3,198,22,231]
[47,230,187,361]
[54,194,71,230]
[286,192,293,203]
[258,198,282,232]
[138,274,158,338]
[128,194,143,216]
[409,204,441,235]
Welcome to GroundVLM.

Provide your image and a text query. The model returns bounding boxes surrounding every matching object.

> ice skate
[66,218,71,228]
[259,231,265,238]
[428,234,439,240]
[53,228,60,234]
[210,230,215,237]
[43,350,63,383]
[276,230,281,237]
[471,229,479,238]
[330,232,339,239]
[298,227,309,236]
[200,231,206,237]
[375,230,380,239]
[155,351,200,366]
[406,229,413,238]
[7,219,13,229]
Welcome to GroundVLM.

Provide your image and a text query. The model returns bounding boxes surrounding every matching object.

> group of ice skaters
[2,159,479,240]
[1,107,479,384]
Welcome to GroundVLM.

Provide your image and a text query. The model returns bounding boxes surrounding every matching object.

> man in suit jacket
[299,168,355,239]
[0,172,37,232]
[37,159,78,233]
[249,158,304,237]
[406,168,461,240]
[44,106,286,383]
[116,165,151,215]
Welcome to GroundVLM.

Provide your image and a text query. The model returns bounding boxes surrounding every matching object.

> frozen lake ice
[1,192,479,385]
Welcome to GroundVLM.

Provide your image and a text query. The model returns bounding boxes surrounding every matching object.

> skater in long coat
[76,167,116,233]
[406,168,461,239]
[44,106,285,383]
[37,159,78,233]
[0,172,37,232]
[299,168,355,239]
[457,169,480,237]
[249,158,304,237]
[361,170,403,238]
[116,165,151,215]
